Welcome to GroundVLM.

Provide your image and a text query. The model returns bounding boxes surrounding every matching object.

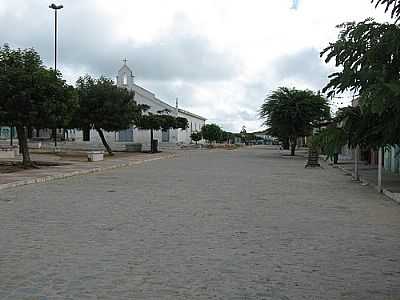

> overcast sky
[0,0,391,132]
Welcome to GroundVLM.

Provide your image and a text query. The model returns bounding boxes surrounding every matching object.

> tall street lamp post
[49,3,63,148]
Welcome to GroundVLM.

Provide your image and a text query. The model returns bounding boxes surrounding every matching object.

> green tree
[219,131,235,144]
[321,19,400,147]
[136,110,188,153]
[0,45,77,167]
[201,124,223,144]
[190,131,202,144]
[75,75,142,156]
[371,0,400,21]
[260,87,330,156]
[311,127,347,164]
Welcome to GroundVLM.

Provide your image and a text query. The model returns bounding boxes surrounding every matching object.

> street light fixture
[49,3,63,147]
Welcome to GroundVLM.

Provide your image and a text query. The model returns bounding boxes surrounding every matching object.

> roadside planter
[125,143,142,152]
[0,146,16,159]
[87,151,104,162]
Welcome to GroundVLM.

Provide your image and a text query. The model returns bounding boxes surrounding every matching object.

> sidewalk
[0,151,176,191]
[328,160,400,204]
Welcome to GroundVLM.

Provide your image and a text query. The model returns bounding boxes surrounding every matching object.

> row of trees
[260,0,400,157]
[190,124,263,145]
[190,124,233,144]
[310,1,400,157]
[0,45,188,167]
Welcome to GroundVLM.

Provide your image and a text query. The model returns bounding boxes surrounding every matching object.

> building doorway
[162,129,170,142]
[119,128,134,142]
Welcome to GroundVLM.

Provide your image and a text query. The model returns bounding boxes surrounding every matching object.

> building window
[83,128,90,141]
[123,73,128,85]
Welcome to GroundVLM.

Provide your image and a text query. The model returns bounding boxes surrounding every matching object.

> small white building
[74,62,206,147]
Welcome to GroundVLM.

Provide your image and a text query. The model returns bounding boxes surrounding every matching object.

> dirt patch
[0,161,69,173]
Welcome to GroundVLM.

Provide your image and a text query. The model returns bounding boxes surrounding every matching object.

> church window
[123,73,128,85]
[83,128,90,141]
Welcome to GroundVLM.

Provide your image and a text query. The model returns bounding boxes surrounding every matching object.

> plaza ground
[0,146,399,299]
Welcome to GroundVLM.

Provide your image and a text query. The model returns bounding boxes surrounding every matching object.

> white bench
[87,151,104,162]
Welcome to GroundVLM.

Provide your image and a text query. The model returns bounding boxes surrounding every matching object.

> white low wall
[0,147,15,159]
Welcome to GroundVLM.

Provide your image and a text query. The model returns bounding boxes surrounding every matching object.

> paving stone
[0,147,399,299]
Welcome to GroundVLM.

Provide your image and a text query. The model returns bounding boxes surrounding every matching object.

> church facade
[74,63,206,146]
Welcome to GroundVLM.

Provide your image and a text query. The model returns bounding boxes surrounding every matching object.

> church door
[119,128,134,142]
[162,129,170,142]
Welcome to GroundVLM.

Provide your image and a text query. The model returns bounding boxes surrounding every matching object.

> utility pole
[49,3,63,148]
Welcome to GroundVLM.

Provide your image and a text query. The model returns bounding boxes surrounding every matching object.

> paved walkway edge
[0,154,176,191]
[327,162,400,205]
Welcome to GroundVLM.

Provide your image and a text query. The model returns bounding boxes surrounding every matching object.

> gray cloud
[0,1,240,83]
[272,48,331,90]
[0,1,336,133]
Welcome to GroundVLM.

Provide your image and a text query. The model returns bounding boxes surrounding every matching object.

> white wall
[177,111,206,144]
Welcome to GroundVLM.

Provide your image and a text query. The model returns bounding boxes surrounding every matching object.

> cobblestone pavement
[1,147,400,299]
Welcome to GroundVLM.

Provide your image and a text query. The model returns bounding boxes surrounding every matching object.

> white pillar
[391,146,398,173]
[175,98,179,143]
[378,147,383,193]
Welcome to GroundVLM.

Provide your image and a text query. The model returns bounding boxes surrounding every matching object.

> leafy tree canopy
[136,112,188,132]
[0,44,77,166]
[75,75,142,155]
[321,19,400,114]
[371,0,400,21]
[190,131,202,144]
[311,127,347,161]
[75,75,141,131]
[136,110,188,152]
[321,19,400,146]
[201,124,223,144]
[260,87,330,155]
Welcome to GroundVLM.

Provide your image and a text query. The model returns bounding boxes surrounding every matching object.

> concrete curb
[0,154,176,191]
[329,162,400,205]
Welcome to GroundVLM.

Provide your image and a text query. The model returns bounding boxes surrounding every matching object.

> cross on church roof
[123,58,128,65]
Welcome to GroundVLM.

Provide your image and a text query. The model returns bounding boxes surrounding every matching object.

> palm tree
[260,87,330,156]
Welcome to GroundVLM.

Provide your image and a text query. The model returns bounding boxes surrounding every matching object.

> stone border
[0,154,176,191]
[327,162,400,205]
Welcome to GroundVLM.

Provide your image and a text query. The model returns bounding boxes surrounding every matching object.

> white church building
[76,62,206,146]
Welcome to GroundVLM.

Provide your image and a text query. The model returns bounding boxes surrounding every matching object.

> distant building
[72,62,206,146]
[347,97,399,175]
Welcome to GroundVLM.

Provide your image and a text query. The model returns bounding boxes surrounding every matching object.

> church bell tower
[116,59,134,89]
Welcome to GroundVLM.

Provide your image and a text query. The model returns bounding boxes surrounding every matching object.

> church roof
[118,61,133,74]
[178,108,206,121]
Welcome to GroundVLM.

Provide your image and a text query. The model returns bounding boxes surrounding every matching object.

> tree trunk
[10,124,13,146]
[16,125,33,167]
[333,153,339,164]
[150,128,154,153]
[96,127,113,156]
[290,137,297,156]
[27,127,33,139]
[282,138,290,150]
